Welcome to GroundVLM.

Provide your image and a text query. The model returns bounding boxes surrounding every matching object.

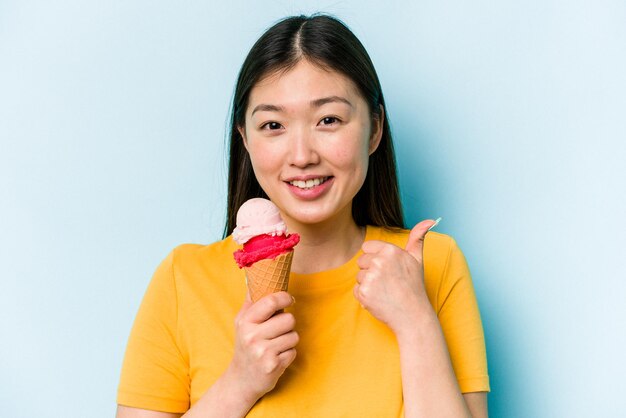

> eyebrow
[310,95,353,109]
[250,96,353,116]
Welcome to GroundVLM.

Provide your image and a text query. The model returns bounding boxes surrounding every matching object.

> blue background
[1,1,624,416]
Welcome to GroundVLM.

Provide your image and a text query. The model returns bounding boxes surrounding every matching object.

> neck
[285,212,366,275]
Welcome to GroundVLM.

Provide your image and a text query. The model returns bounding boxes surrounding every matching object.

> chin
[283,203,351,228]
[285,212,329,226]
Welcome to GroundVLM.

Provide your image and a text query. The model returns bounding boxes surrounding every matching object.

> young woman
[117,14,489,418]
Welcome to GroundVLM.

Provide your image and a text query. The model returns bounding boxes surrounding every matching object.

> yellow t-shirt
[117,226,490,415]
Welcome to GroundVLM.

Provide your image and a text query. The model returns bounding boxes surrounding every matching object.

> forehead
[247,60,363,109]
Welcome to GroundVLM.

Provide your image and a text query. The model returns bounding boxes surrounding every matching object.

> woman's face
[240,59,382,229]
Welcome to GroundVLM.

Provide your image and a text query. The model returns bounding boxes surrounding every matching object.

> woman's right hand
[226,291,298,403]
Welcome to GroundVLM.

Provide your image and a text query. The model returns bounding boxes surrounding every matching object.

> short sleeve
[437,239,490,393]
[117,249,190,413]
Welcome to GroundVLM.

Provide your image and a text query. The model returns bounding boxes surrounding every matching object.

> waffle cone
[245,251,294,302]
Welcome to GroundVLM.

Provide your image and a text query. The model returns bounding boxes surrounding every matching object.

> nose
[287,127,320,168]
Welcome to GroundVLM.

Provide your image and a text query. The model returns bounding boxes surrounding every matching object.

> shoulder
[150,236,244,304]
[171,236,237,261]
[164,236,240,276]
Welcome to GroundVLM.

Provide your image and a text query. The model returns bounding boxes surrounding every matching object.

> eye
[319,116,339,126]
[261,121,283,130]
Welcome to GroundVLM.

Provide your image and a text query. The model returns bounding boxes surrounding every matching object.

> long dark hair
[224,14,404,237]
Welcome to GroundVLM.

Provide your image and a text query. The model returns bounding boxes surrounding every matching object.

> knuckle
[272,292,290,309]
[359,283,370,297]
[363,271,376,283]
[241,331,254,346]
[265,296,278,311]
[234,311,248,328]
[255,344,267,359]
[382,245,398,256]
[262,358,279,374]
[286,348,297,363]
[362,241,379,253]
[371,257,384,269]
[280,348,296,365]
[262,296,284,314]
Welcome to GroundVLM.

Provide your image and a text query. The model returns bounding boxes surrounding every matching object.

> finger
[361,239,391,254]
[354,280,371,300]
[277,347,297,368]
[246,291,295,324]
[242,291,253,309]
[353,283,367,308]
[255,311,297,340]
[271,330,299,354]
[356,269,368,284]
[257,332,298,373]
[253,333,298,374]
[235,292,254,325]
[353,283,362,303]
[356,253,375,270]
[404,220,437,260]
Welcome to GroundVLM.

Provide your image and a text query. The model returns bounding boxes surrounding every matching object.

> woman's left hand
[354,220,437,335]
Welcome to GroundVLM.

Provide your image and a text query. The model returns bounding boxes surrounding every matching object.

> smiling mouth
[287,176,331,190]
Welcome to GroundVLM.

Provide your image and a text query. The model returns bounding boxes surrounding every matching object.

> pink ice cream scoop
[233,198,300,268]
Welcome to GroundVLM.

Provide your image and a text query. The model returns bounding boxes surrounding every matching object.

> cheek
[246,150,272,189]
[332,135,371,175]
[334,147,352,164]
[247,142,275,170]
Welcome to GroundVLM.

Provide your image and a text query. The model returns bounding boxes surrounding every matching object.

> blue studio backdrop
[1,1,624,417]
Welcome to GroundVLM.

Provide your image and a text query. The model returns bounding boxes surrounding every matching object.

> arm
[355,221,488,417]
[118,291,298,418]
[116,367,260,418]
[394,306,471,417]
[396,297,489,417]
[116,406,181,418]
[464,392,488,418]
[184,291,298,417]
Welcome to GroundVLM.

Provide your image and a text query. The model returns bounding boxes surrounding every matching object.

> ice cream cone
[245,251,293,302]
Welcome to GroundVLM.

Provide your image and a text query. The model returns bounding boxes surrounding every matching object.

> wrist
[392,301,439,345]
[221,363,263,406]
[190,365,260,418]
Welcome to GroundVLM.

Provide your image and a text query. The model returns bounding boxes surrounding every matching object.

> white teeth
[289,177,328,189]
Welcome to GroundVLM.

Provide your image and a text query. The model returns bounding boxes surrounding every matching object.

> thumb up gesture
[354,220,439,334]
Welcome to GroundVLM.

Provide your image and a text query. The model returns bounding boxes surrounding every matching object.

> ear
[237,125,249,151]
[368,105,384,156]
